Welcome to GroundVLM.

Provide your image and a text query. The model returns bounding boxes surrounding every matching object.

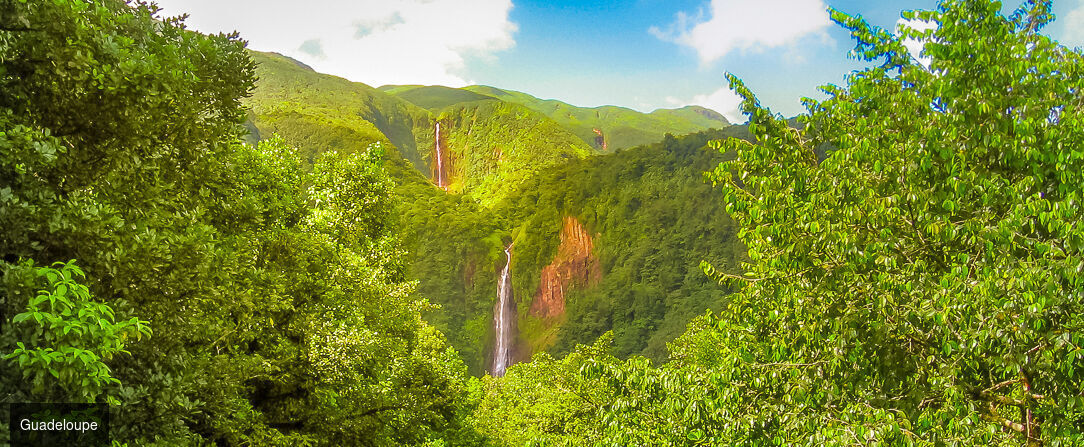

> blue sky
[157,0,1084,122]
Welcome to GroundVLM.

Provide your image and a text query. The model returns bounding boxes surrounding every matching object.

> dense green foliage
[475,1,1084,445]
[473,336,617,444]
[497,129,747,361]
[8,0,1078,446]
[6,261,150,404]
[464,85,730,151]
[394,180,505,377]
[240,21,745,381]
[696,2,1084,442]
[380,85,497,110]
[436,100,594,205]
[395,128,749,374]
[248,56,748,376]
[246,51,434,171]
[0,2,480,445]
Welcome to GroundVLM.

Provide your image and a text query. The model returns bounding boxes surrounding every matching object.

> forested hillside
[433,100,593,204]
[495,128,748,362]
[475,2,1084,445]
[394,128,750,375]
[2,0,1082,446]
[243,47,744,376]
[383,84,730,151]
[462,86,730,151]
[0,1,479,445]
[245,51,433,172]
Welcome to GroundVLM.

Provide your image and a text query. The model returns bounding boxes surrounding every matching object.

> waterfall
[492,244,516,377]
[434,122,446,190]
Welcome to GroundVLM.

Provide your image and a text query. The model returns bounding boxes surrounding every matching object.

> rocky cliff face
[592,128,607,151]
[530,217,600,319]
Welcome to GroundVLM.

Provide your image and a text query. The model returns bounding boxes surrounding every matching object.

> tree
[5,261,150,404]
[474,335,619,446]
[1,2,265,442]
[247,145,483,446]
[492,1,1083,446]
[2,2,482,445]
[688,0,1081,444]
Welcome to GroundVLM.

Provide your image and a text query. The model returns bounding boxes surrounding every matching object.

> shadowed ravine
[491,243,516,377]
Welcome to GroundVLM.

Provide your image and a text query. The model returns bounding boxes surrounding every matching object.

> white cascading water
[492,244,515,377]
[434,122,446,189]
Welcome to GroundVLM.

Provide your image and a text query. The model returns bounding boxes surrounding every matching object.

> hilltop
[379,84,729,152]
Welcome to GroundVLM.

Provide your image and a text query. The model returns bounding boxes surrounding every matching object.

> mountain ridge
[243,49,748,376]
[380,84,729,152]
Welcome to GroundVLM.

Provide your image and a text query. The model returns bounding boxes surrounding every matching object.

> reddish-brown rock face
[592,128,607,151]
[531,217,600,319]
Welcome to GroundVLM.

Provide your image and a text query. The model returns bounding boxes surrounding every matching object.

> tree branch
[981,409,1026,434]
[983,378,1021,394]
[749,360,826,368]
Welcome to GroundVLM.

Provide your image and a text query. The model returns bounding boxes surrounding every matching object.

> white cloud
[650,0,832,65]
[1062,1,1084,47]
[897,18,937,69]
[667,86,745,123]
[154,0,517,87]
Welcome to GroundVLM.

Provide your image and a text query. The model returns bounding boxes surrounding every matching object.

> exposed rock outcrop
[592,128,607,151]
[531,217,600,320]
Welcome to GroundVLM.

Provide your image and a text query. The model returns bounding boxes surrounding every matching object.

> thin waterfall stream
[492,243,516,377]
[434,122,446,190]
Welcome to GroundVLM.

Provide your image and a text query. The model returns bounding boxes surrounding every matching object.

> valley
[4,2,1079,444]
[244,50,744,375]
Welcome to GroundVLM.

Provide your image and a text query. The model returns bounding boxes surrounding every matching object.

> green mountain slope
[435,100,594,205]
[245,51,434,171]
[497,128,748,362]
[248,53,595,206]
[396,128,750,374]
[242,51,748,376]
[379,84,497,110]
[463,85,730,151]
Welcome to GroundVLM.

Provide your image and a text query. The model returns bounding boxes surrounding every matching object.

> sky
[155,0,1084,123]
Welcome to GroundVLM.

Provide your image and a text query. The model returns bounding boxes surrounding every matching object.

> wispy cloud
[1061,0,1084,47]
[650,0,832,65]
[155,0,518,87]
[298,39,325,58]
[354,11,405,39]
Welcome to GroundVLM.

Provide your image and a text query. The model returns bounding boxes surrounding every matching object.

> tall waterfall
[492,244,516,377]
[434,122,446,190]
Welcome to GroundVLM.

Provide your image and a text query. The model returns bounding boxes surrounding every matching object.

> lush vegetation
[4,0,1083,445]
[245,51,434,171]
[383,84,730,152]
[247,51,744,376]
[436,100,594,204]
[379,85,497,111]
[394,180,506,376]
[495,128,748,362]
[474,1,1084,445]
[463,86,731,152]
[0,2,479,445]
[6,261,150,405]
[393,128,749,375]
